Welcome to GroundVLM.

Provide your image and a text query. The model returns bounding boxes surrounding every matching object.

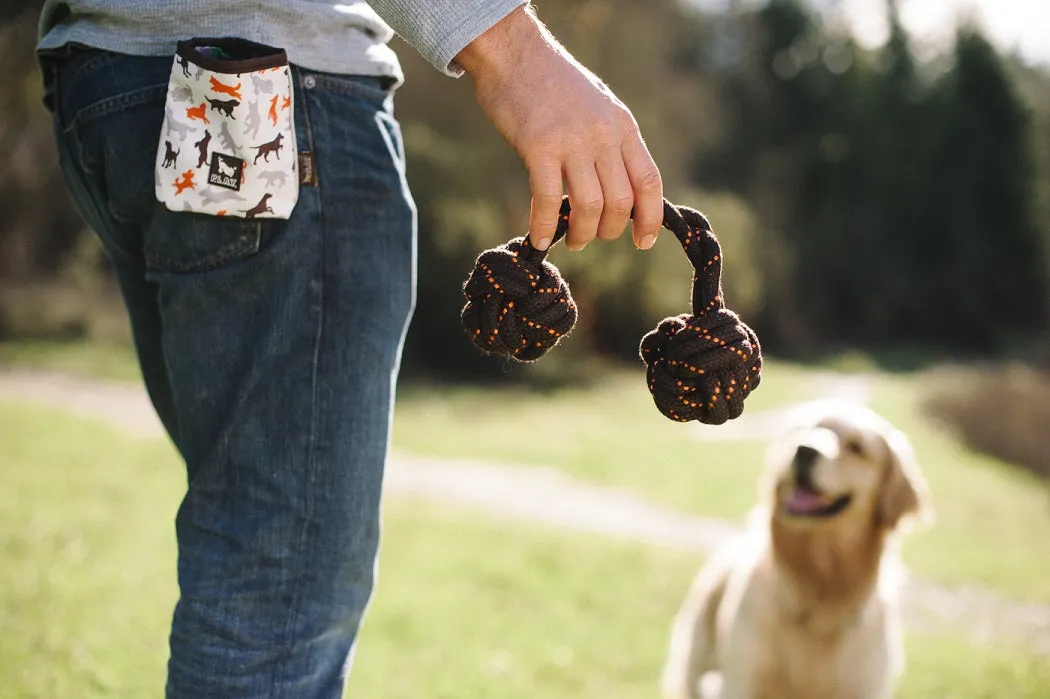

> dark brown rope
[460,196,763,424]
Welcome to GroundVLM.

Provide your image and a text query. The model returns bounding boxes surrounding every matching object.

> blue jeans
[47,48,416,698]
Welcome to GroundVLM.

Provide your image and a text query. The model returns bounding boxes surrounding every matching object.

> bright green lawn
[1,401,1048,699]
[354,503,1050,699]
[3,339,1049,602]
[392,365,1050,604]
[393,361,816,520]
[0,402,180,699]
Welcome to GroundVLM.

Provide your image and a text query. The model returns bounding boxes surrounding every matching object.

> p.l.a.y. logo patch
[207,152,245,191]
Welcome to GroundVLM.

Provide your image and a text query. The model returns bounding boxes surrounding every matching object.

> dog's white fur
[661,401,932,699]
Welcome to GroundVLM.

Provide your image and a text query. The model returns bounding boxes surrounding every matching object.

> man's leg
[161,70,416,698]
[48,50,182,445]
[51,50,415,698]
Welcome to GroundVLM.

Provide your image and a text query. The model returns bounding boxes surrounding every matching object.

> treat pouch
[155,38,298,219]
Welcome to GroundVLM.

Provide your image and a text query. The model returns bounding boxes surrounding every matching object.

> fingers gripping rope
[460,197,763,424]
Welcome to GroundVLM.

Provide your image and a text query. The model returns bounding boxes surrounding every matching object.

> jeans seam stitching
[308,75,388,105]
[56,124,143,263]
[299,71,317,156]
[267,78,322,696]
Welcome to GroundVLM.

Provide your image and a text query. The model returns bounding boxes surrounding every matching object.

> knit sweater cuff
[368,0,527,77]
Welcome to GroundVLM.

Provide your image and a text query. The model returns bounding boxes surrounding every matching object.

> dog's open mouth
[782,486,853,518]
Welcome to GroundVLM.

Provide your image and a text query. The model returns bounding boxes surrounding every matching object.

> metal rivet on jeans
[303,75,317,89]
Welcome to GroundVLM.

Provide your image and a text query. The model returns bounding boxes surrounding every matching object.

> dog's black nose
[792,445,820,488]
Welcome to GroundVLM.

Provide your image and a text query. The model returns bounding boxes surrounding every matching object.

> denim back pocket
[144,210,262,274]
[59,50,267,274]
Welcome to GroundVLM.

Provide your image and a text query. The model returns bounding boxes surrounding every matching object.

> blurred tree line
[2,0,1048,378]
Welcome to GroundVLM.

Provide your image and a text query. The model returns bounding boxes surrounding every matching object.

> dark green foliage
[919,31,1044,348]
[694,0,1046,356]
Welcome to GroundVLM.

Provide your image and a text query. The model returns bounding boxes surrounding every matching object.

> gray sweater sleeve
[367,0,527,77]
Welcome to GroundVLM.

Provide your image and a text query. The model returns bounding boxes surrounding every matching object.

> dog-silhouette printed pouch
[155,38,299,219]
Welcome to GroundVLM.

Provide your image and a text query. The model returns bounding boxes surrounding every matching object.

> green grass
[1,401,1048,698]
[392,363,1050,604]
[0,401,180,699]
[0,340,141,383]
[393,360,819,520]
[354,503,1050,699]
[4,339,1049,603]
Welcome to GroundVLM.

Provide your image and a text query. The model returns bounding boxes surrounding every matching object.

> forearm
[390,0,663,250]
[452,3,552,79]
[367,0,527,76]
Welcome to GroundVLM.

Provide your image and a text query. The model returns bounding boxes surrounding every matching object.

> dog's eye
[845,440,865,456]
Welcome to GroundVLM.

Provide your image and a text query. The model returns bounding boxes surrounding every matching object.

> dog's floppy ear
[878,429,933,531]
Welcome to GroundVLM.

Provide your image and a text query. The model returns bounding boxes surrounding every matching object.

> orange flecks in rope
[462,195,760,423]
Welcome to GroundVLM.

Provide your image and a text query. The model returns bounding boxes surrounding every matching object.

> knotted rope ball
[460,197,763,425]
[460,204,578,362]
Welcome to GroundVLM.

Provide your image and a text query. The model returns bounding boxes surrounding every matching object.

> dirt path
[2,368,1048,654]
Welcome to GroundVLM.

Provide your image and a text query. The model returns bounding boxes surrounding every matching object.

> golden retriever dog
[661,401,932,699]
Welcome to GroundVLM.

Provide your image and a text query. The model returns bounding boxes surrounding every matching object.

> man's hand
[454,6,664,252]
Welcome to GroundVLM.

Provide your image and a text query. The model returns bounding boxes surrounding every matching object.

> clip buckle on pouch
[155,37,299,219]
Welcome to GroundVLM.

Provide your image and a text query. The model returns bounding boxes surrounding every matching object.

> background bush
[924,364,1050,480]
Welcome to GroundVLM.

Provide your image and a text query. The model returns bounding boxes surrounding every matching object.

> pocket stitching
[375,111,408,184]
[308,74,390,105]
[66,83,167,135]
[64,50,122,88]
[145,220,262,274]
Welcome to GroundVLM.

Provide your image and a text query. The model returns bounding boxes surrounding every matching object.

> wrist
[454,5,546,81]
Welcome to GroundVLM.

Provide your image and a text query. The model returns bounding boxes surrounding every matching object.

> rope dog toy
[460,196,763,424]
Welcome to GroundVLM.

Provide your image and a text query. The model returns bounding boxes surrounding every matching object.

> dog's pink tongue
[787,489,824,512]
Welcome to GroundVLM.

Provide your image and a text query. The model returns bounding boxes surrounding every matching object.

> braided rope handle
[461,196,763,424]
